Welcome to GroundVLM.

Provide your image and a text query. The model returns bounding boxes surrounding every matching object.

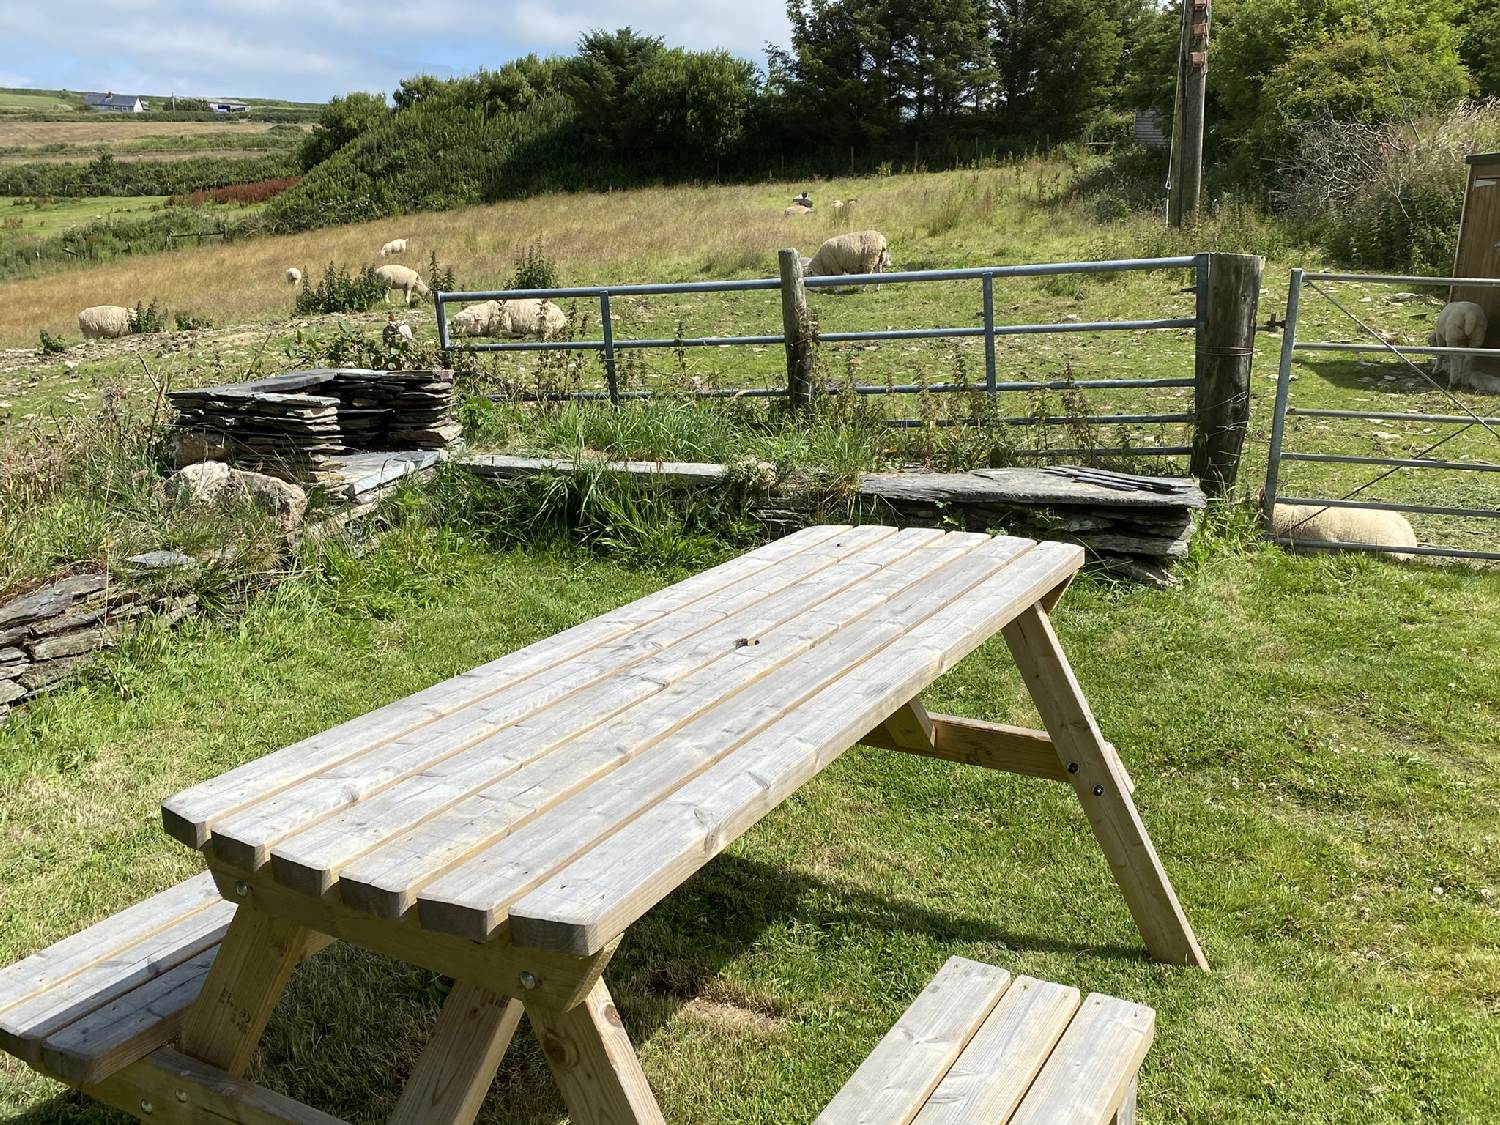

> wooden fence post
[778,248,814,409]
[1191,252,1263,496]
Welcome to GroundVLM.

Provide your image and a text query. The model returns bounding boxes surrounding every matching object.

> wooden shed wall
[1452,152,1500,376]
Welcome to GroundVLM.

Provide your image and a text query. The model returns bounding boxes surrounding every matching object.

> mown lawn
[0,529,1495,1124]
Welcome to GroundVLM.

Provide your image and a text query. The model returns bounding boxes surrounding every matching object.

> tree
[770,0,902,153]
[991,0,1124,138]
[299,91,390,170]
[561,27,666,148]
[393,75,446,110]
[1459,1,1500,97]
[624,49,761,166]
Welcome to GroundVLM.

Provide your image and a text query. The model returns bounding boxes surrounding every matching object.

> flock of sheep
[283,239,430,306]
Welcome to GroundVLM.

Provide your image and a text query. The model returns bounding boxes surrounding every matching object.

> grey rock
[168,462,309,533]
[19,656,89,692]
[0,572,109,629]
[127,550,199,571]
[28,627,109,661]
[0,679,24,706]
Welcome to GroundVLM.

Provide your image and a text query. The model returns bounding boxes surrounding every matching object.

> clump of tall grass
[294,263,389,316]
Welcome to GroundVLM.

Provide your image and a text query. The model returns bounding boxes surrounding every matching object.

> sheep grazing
[374,264,430,306]
[450,298,566,339]
[804,230,893,282]
[285,267,302,286]
[77,305,132,340]
[1270,503,1418,560]
[1428,300,1497,392]
[379,238,408,257]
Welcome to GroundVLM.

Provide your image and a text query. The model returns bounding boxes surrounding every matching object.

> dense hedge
[0,153,296,197]
[0,206,256,277]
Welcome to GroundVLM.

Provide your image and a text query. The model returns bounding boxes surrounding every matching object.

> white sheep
[450,299,504,337]
[374,264,430,306]
[803,230,893,291]
[784,204,813,217]
[285,267,302,286]
[379,238,408,257]
[1270,503,1418,560]
[1428,301,1496,392]
[77,305,132,340]
[499,298,568,339]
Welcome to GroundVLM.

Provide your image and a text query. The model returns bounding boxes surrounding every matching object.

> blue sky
[0,1,793,103]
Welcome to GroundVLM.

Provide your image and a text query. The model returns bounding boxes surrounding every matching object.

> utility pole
[1168,0,1210,227]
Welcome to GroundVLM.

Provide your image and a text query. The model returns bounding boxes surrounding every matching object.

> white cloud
[4,0,792,102]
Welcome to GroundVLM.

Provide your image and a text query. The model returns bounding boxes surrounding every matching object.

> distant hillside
[0,87,322,121]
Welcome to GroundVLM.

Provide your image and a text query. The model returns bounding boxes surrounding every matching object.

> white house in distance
[83,92,147,113]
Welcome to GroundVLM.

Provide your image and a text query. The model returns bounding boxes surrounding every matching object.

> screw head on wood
[1093,785,1104,796]
[519,971,539,991]
[1067,762,1079,774]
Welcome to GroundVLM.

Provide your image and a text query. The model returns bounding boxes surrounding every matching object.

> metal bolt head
[175,1089,189,1103]
[140,1099,154,1114]
[234,881,251,898]
[1092,784,1104,796]
[1067,762,1079,774]
[519,971,539,991]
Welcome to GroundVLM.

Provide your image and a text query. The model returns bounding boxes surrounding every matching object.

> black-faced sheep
[374,264,430,306]
[77,305,132,340]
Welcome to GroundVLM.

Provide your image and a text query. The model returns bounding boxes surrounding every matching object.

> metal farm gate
[1263,268,1500,560]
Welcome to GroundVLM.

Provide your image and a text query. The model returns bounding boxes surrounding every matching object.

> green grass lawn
[0,195,166,247]
[0,527,1495,1124]
[0,92,78,114]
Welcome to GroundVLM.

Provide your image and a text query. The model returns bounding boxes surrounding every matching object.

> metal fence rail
[1263,267,1500,561]
[435,255,1207,450]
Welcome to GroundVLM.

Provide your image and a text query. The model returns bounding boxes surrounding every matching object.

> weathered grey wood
[860,469,1205,512]
[911,976,1080,1125]
[814,957,1011,1125]
[1002,606,1207,969]
[387,983,521,1125]
[461,454,728,485]
[780,248,814,408]
[504,540,1082,954]
[86,1046,350,1125]
[263,527,914,898]
[40,947,216,1086]
[1008,993,1155,1125]
[334,529,952,920]
[1111,1079,1138,1125]
[1191,252,1263,495]
[162,525,852,851]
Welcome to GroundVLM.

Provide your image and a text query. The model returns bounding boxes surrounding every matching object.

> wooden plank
[263,527,925,896]
[86,1046,349,1125]
[524,977,666,1125]
[1112,1079,1138,1125]
[162,525,853,849]
[418,534,1042,943]
[40,947,216,1086]
[862,714,1067,783]
[206,525,896,872]
[1002,606,1207,970]
[1008,994,1154,1125]
[178,907,313,1079]
[387,982,522,1125]
[875,698,936,752]
[0,873,223,1017]
[911,976,1080,1125]
[0,900,233,1064]
[336,530,967,924]
[505,540,1082,955]
[813,957,1010,1125]
[202,866,612,1012]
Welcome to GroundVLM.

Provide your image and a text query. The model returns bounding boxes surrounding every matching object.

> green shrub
[128,300,165,334]
[37,328,68,355]
[293,262,389,315]
[173,311,214,331]
[510,243,559,290]
[426,250,458,295]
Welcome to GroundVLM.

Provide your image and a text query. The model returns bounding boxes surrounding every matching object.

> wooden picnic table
[157,524,1205,1125]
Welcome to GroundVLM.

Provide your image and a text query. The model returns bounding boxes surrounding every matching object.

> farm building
[83,92,147,113]
[1133,108,1168,148]
[209,100,250,113]
[1452,151,1500,380]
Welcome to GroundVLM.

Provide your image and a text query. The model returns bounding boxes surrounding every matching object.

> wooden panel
[525,978,666,1125]
[422,534,1057,944]
[875,699,936,752]
[40,947,216,1086]
[0,895,232,1064]
[813,957,1010,1125]
[264,527,924,897]
[86,1046,349,1125]
[162,525,853,849]
[387,983,522,1125]
[206,526,894,872]
[1002,607,1207,970]
[862,714,1067,783]
[911,976,1079,1125]
[1008,994,1154,1125]
[178,907,312,1079]
[336,530,968,927]
[1453,157,1500,375]
[505,540,1082,955]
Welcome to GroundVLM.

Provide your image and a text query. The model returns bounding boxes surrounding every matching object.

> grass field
[0,195,166,245]
[0,120,288,149]
[0,521,1494,1124]
[0,91,76,114]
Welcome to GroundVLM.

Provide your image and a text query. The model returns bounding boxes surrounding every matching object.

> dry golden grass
[0,120,282,150]
[0,164,1073,346]
[0,147,272,164]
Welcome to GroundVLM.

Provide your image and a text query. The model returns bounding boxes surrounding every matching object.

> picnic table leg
[526,977,666,1125]
[1002,605,1209,970]
[178,903,321,1078]
[388,982,523,1125]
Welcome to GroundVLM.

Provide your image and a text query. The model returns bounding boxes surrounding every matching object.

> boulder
[167,462,309,533]
[168,428,232,467]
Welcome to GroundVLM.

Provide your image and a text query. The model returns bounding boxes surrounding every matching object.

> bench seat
[0,873,233,1086]
[815,957,1153,1125]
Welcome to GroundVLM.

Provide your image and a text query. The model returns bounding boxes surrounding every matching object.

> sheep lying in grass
[450,298,566,338]
[1428,301,1497,392]
[374,264,430,306]
[285,267,301,286]
[77,305,131,340]
[784,203,813,217]
[1270,503,1418,560]
[379,238,408,257]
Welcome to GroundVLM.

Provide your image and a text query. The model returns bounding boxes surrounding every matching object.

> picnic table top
[162,525,1081,957]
